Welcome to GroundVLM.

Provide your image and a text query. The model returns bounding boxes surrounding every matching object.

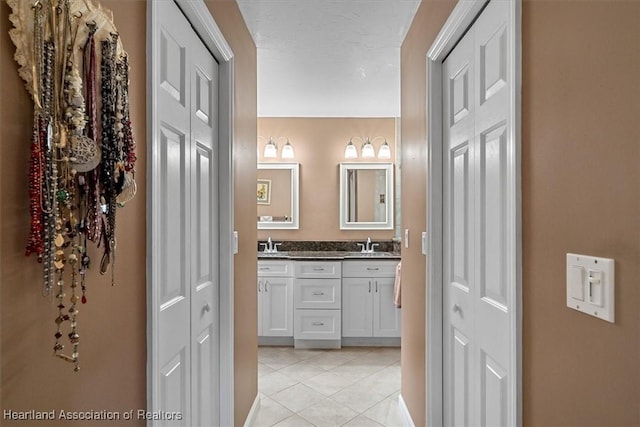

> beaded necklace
[17,0,137,371]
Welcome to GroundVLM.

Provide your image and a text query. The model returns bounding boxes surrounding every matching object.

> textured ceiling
[236,0,420,117]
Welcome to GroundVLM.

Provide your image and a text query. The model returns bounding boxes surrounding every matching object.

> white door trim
[147,1,235,426]
[425,1,522,426]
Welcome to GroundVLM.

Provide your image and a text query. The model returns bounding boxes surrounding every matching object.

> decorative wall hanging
[8,0,137,372]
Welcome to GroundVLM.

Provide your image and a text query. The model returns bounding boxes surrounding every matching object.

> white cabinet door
[262,277,294,337]
[373,278,401,337]
[342,278,373,337]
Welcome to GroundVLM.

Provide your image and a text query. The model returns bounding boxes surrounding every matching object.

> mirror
[339,163,394,230]
[257,163,299,229]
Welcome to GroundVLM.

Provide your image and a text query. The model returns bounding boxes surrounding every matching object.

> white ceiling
[236,0,421,117]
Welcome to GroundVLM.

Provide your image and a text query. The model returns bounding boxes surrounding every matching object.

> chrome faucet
[358,237,380,253]
[260,237,281,253]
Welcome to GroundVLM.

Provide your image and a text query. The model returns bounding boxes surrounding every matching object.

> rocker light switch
[566,254,614,323]
[568,265,584,301]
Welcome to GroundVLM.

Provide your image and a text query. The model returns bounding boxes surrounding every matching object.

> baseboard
[398,394,416,427]
[243,393,261,427]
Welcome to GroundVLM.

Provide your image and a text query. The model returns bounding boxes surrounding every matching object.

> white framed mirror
[257,163,300,229]
[339,162,394,230]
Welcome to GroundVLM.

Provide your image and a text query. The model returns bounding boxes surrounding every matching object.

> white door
[373,278,401,337]
[342,278,374,337]
[262,277,294,336]
[153,1,219,425]
[443,1,514,425]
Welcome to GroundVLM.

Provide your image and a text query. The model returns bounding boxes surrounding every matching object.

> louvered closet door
[443,1,514,425]
[155,1,219,425]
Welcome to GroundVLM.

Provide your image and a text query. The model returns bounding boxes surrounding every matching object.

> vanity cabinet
[294,261,342,342]
[258,261,294,337]
[342,260,401,338]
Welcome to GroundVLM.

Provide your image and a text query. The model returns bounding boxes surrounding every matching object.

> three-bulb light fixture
[261,136,295,159]
[344,136,391,160]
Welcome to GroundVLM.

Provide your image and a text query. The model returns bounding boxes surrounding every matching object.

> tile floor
[254,346,403,427]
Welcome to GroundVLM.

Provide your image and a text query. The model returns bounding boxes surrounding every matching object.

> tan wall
[522,2,639,425]
[257,117,396,241]
[1,2,147,425]
[401,0,640,426]
[0,1,258,426]
[400,1,457,425]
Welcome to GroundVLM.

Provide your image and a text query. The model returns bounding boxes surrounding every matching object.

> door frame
[425,1,522,425]
[147,1,235,426]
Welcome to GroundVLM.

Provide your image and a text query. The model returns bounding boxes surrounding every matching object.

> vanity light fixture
[263,137,278,158]
[361,138,375,159]
[344,137,359,159]
[281,139,295,159]
[377,139,391,159]
[261,136,295,159]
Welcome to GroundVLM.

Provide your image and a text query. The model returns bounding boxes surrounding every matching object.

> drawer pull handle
[367,267,379,271]
[312,291,325,296]
[312,322,325,326]
[312,267,325,271]
[259,267,271,270]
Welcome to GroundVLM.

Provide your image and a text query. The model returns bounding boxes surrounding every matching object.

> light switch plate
[566,253,614,323]
[404,229,410,249]
[233,231,238,254]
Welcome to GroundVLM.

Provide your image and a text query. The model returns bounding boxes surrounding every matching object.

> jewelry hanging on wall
[8,0,137,371]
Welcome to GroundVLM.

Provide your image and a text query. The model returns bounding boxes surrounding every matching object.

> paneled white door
[153,1,219,425]
[443,1,514,425]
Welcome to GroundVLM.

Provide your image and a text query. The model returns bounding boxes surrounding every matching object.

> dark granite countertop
[258,251,401,261]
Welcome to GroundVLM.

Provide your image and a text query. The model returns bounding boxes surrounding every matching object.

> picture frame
[257,179,271,205]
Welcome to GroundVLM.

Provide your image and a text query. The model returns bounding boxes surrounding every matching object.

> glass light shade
[281,141,295,159]
[377,140,391,159]
[263,140,277,158]
[344,141,358,159]
[361,140,375,158]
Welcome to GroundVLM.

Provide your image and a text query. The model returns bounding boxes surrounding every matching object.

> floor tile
[253,396,294,427]
[271,383,326,413]
[341,414,385,427]
[302,371,358,396]
[329,381,388,413]
[256,346,401,427]
[362,393,403,426]
[259,371,299,396]
[273,414,316,427]
[298,398,358,427]
[328,359,386,382]
[355,367,401,398]
[258,362,275,378]
[279,360,327,382]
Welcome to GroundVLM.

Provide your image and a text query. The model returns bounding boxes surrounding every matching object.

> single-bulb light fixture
[345,138,358,159]
[377,139,391,159]
[281,139,295,159]
[263,138,277,158]
[361,138,375,158]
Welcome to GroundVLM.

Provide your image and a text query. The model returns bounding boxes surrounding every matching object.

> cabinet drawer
[295,261,341,279]
[295,279,341,309]
[294,309,341,340]
[342,260,399,278]
[258,261,293,277]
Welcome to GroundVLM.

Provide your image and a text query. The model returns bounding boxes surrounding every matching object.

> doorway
[147,0,234,425]
[426,1,522,426]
